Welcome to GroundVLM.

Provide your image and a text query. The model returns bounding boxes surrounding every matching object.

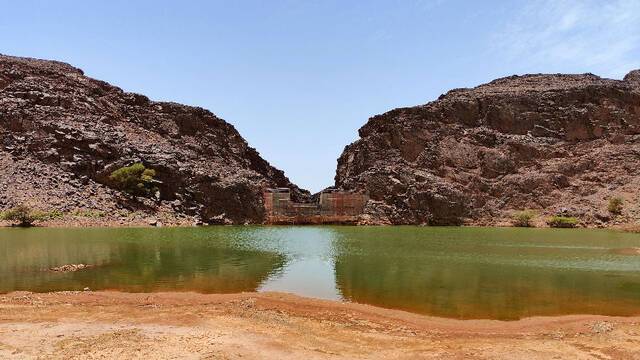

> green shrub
[71,210,106,218]
[0,205,57,227]
[1,205,34,226]
[547,216,578,228]
[607,196,623,215]
[109,163,157,196]
[511,210,536,227]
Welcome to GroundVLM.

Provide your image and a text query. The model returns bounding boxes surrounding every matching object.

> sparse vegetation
[0,205,35,226]
[70,210,106,218]
[109,163,157,196]
[511,210,536,227]
[0,205,62,227]
[547,216,578,228]
[38,209,64,221]
[607,196,624,215]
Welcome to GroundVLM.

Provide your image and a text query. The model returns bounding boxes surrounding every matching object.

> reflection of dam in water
[258,227,341,300]
[263,188,368,224]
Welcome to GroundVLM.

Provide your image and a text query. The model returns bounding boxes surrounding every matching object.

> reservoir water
[1,226,640,320]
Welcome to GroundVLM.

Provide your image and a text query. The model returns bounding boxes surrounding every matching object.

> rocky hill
[0,54,307,225]
[336,70,640,226]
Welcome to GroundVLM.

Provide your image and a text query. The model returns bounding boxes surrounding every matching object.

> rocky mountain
[336,70,640,226]
[0,54,307,225]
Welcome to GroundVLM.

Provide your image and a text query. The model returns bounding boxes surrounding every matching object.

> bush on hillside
[109,163,157,196]
[511,210,536,227]
[0,205,61,227]
[547,216,578,228]
[607,196,624,215]
[70,210,106,218]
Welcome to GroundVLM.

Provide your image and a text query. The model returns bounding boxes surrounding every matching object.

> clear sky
[1,0,639,192]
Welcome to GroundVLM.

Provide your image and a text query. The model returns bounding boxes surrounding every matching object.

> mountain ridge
[335,69,640,226]
[0,54,308,225]
[3,53,640,227]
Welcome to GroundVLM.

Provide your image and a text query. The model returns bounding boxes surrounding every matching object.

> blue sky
[1,0,639,191]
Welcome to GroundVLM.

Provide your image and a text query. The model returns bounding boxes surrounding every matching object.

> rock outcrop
[0,54,307,225]
[336,71,640,226]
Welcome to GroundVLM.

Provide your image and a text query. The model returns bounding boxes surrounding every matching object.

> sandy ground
[0,292,639,359]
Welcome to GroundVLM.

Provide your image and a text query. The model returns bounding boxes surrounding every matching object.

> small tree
[511,210,536,227]
[109,163,157,196]
[1,205,40,227]
[608,196,623,215]
[547,216,578,228]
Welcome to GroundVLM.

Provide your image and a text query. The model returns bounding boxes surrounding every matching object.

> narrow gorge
[2,54,640,227]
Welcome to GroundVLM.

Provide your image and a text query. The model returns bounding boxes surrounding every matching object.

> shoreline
[2,219,640,231]
[1,291,639,358]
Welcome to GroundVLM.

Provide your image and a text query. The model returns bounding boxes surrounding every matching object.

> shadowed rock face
[336,71,640,225]
[0,54,307,224]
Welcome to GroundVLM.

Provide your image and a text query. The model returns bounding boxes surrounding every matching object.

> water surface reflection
[1,226,640,319]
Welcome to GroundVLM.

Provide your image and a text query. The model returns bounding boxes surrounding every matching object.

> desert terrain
[1,291,639,359]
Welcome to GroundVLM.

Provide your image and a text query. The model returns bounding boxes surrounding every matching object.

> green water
[1,226,640,320]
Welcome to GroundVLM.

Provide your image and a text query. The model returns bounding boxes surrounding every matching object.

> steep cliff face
[336,71,640,226]
[0,54,307,224]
